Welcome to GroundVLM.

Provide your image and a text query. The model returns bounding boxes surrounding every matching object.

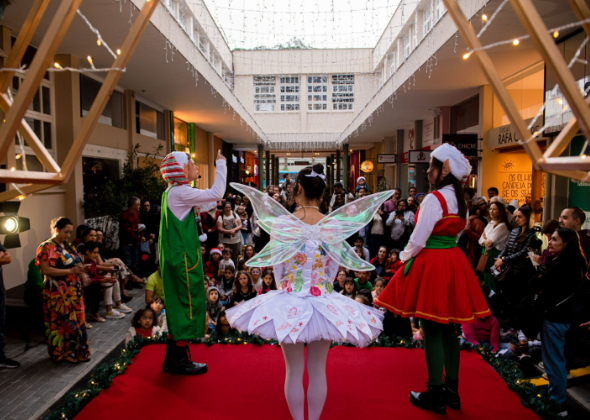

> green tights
[421,319,460,386]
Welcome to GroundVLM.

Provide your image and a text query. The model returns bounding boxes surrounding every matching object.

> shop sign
[487,118,542,149]
[408,128,415,150]
[423,120,434,147]
[401,152,409,164]
[442,134,478,156]
[377,154,397,164]
[409,150,432,164]
[294,161,310,165]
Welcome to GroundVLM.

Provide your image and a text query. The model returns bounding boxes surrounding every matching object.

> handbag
[491,263,512,283]
[476,249,489,273]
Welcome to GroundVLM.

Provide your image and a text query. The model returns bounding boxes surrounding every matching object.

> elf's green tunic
[159,187,205,340]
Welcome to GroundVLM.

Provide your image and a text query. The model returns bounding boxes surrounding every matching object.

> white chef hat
[431,144,472,182]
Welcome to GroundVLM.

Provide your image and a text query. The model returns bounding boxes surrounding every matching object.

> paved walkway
[0,287,147,420]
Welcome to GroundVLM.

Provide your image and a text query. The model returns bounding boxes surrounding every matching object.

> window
[435,0,445,22]
[197,32,209,60]
[280,76,300,111]
[177,3,187,29]
[332,74,354,111]
[80,75,126,129]
[307,75,328,111]
[423,2,433,36]
[389,49,397,75]
[136,101,164,140]
[254,76,276,112]
[9,38,55,168]
[404,32,411,60]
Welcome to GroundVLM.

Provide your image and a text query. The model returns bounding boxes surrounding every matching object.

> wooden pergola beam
[442,0,544,169]
[567,0,590,40]
[510,0,590,141]
[60,0,161,181]
[0,183,53,202]
[0,169,62,184]
[0,0,51,93]
[0,0,82,164]
[543,156,590,171]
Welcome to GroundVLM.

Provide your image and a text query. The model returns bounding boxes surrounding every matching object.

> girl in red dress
[375,144,491,415]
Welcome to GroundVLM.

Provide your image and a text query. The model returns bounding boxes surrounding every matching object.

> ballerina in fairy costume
[226,163,392,420]
[375,144,491,414]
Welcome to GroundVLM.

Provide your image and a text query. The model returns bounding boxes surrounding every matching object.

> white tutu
[226,290,384,348]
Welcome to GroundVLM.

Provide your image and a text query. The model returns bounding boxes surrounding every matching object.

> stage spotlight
[0,201,31,248]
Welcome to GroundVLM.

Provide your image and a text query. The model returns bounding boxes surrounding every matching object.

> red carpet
[76,344,539,420]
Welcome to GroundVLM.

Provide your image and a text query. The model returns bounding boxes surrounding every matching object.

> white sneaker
[106,310,125,319]
[116,304,132,314]
[557,410,568,418]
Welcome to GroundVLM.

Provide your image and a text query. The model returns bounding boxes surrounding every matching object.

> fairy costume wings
[230,183,393,271]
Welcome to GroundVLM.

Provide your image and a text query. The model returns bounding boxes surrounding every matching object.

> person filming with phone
[386,198,415,250]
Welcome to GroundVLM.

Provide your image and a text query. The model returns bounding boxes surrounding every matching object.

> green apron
[159,187,205,340]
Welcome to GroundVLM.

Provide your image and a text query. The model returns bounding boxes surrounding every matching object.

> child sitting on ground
[215,310,237,337]
[218,266,236,306]
[384,249,404,281]
[125,308,161,345]
[371,277,386,301]
[150,296,168,333]
[340,278,358,299]
[354,271,373,292]
[353,237,370,262]
[250,267,263,292]
[333,268,347,293]
[204,248,222,284]
[206,286,223,333]
[258,269,277,295]
[219,248,235,274]
[461,314,500,352]
[231,271,257,306]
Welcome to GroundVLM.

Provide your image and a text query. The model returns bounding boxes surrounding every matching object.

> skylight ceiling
[201,0,400,50]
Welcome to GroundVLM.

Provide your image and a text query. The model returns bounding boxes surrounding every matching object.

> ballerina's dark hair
[295,163,325,201]
[429,158,467,219]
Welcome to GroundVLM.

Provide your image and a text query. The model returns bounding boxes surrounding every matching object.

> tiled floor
[0,287,147,420]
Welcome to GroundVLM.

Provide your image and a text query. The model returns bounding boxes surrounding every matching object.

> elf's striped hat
[160,152,190,186]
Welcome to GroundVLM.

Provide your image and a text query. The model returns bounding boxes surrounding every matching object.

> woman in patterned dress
[37,217,90,364]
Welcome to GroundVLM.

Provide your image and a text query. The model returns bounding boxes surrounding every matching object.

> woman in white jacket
[478,201,510,291]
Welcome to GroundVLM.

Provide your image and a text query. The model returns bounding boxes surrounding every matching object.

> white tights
[281,340,331,420]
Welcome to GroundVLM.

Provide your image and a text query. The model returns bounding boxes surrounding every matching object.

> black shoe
[121,294,133,303]
[0,357,21,369]
[410,383,446,415]
[442,377,460,410]
[163,341,208,376]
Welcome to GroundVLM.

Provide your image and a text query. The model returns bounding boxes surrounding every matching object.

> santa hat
[160,151,190,186]
[431,144,472,182]
[357,176,366,184]
[210,248,222,256]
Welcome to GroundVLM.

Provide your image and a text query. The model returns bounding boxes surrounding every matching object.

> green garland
[47,332,562,420]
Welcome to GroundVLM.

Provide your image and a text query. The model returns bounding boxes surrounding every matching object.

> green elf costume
[159,151,226,375]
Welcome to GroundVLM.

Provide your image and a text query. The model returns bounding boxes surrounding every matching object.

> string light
[481,14,488,21]
[463,52,471,59]
[117,49,121,55]
[15,154,21,159]
[512,39,520,46]
[10,167,15,172]
[97,39,101,46]
[54,62,61,69]
[553,30,559,38]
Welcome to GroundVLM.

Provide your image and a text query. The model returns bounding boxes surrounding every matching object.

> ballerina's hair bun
[296,163,326,201]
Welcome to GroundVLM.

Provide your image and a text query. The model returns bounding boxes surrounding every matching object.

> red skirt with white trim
[375,247,491,324]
